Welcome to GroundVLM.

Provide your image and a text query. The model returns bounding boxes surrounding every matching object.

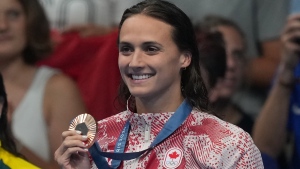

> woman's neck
[135,95,184,114]
[0,57,36,87]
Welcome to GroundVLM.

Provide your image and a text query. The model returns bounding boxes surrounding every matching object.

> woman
[196,15,254,135]
[55,1,263,168]
[0,0,86,168]
[0,74,39,168]
[253,13,300,169]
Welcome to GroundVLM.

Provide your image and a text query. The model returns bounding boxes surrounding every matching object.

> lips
[0,35,12,42]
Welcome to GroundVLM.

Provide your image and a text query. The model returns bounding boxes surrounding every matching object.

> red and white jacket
[92,110,263,169]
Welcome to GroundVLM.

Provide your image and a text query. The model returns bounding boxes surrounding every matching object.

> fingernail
[76,130,81,134]
[82,135,87,139]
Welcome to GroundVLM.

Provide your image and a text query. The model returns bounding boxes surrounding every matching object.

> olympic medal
[69,113,97,148]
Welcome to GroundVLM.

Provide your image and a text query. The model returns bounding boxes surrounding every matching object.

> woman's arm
[44,73,87,168]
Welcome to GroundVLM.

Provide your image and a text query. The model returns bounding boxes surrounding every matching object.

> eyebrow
[119,41,163,47]
[143,41,163,48]
[118,42,131,46]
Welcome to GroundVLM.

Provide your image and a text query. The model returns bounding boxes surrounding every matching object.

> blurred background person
[196,15,254,135]
[253,13,300,169]
[0,73,39,168]
[0,0,86,168]
[172,0,289,119]
[36,0,140,120]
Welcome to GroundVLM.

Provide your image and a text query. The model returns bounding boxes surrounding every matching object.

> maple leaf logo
[169,151,179,160]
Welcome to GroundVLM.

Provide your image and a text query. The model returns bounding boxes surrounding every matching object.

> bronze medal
[69,113,97,148]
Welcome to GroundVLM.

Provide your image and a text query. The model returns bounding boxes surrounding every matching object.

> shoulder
[44,69,83,103]
[46,72,77,92]
[42,69,85,108]
[33,66,76,93]
[185,110,263,167]
[42,66,86,117]
[189,110,245,132]
[187,110,255,149]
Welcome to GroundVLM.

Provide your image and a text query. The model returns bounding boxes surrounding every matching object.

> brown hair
[18,0,52,65]
[0,73,21,157]
[195,15,246,53]
[117,0,208,112]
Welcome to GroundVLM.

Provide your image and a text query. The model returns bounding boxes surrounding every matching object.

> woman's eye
[232,51,245,61]
[6,10,21,20]
[120,46,133,55]
[146,46,159,54]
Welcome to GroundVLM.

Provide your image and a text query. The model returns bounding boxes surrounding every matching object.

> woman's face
[0,0,26,61]
[211,25,245,100]
[118,14,190,101]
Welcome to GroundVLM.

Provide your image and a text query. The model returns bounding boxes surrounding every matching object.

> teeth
[132,75,152,80]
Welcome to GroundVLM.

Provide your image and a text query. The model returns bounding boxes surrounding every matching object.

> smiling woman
[118,14,190,107]
[0,0,86,168]
[54,1,263,168]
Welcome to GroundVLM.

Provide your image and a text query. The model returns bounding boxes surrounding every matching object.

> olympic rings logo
[165,161,179,166]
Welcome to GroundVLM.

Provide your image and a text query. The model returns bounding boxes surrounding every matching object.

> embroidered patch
[163,147,183,168]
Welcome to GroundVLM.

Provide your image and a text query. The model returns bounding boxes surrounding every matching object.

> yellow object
[0,141,40,169]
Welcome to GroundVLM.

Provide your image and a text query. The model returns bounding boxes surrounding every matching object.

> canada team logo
[163,147,183,168]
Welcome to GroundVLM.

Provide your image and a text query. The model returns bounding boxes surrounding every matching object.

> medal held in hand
[69,113,97,148]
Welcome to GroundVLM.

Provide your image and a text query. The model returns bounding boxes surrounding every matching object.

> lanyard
[89,99,192,169]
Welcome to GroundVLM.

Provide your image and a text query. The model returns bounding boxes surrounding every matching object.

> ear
[180,52,192,68]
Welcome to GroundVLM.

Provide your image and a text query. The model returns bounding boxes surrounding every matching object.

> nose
[128,49,145,70]
[227,54,237,70]
[0,14,8,32]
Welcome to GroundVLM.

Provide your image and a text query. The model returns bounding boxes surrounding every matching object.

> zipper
[145,123,150,141]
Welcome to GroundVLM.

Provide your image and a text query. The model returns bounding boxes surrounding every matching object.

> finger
[55,137,88,162]
[288,14,300,22]
[56,146,88,165]
[282,32,300,50]
[58,131,88,153]
[282,15,300,35]
[282,21,300,35]
[62,130,82,140]
[63,135,88,150]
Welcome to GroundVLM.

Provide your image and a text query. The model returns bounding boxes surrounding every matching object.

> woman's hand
[54,130,90,169]
[281,14,300,69]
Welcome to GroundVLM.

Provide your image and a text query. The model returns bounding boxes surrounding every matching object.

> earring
[126,95,132,112]
[126,95,136,112]
[182,67,186,71]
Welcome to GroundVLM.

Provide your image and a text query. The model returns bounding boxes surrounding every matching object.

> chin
[0,48,22,57]
[128,89,149,98]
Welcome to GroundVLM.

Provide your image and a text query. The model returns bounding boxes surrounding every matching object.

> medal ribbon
[89,99,192,169]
